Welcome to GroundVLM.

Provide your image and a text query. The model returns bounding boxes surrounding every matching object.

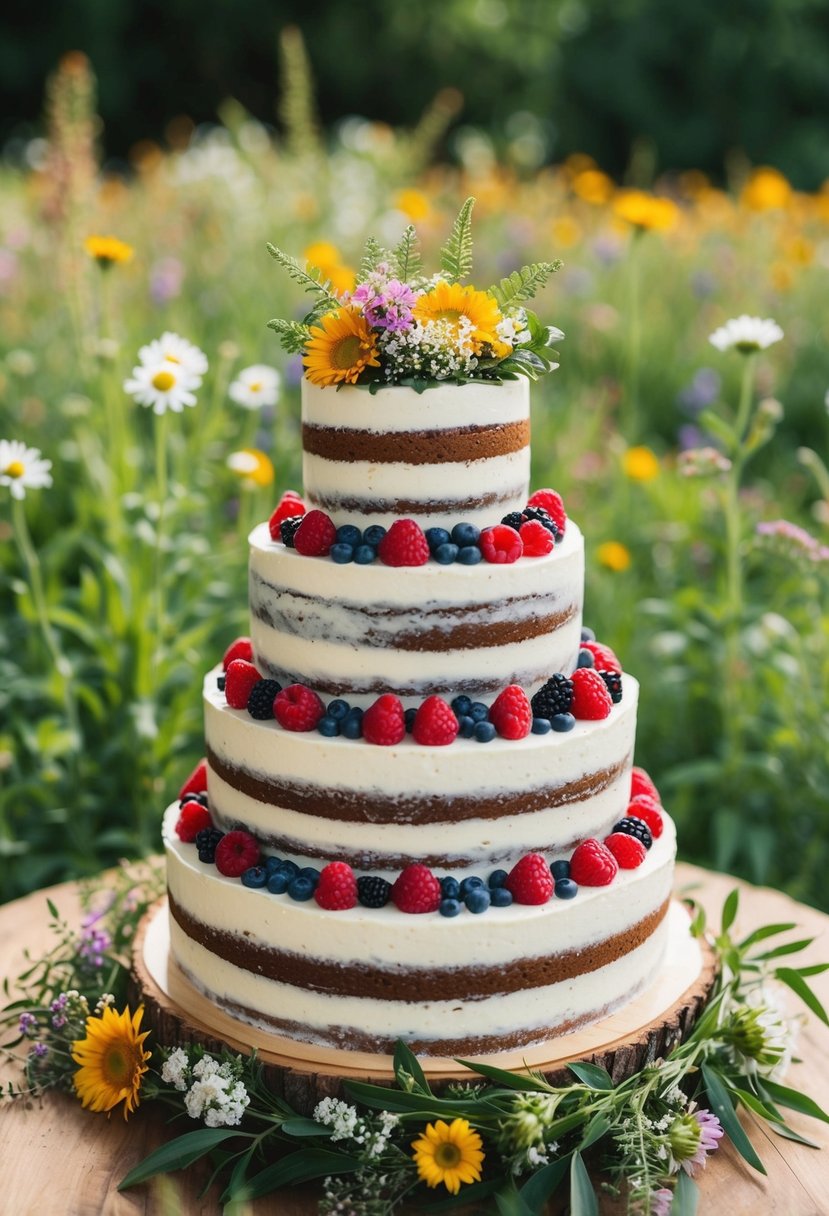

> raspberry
[570,839,618,886]
[479,524,523,564]
[489,685,532,740]
[247,678,282,720]
[604,832,647,869]
[392,863,441,913]
[377,519,430,567]
[215,830,260,877]
[294,509,337,557]
[505,853,553,905]
[527,488,567,536]
[412,696,459,746]
[627,795,664,839]
[280,515,305,548]
[580,641,622,674]
[362,694,406,746]
[175,800,213,842]
[631,766,661,803]
[222,637,254,670]
[357,875,392,908]
[225,659,263,709]
[268,491,306,538]
[178,758,208,800]
[314,861,358,910]
[519,519,555,557]
[570,668,613,720]
[531,674,574,719]
[273,683,326,731]
[521,506,559,536]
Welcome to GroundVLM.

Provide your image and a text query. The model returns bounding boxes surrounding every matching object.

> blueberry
[468,702,489,723]
[327,699,350,721]
[216,674,226,692]
[425,527,451,551]
[300,866,321,886]
[550,859,571,881]
[241,865,267,888]
[265,855,284,875]
[267,872,289,894]
[441,876,460,900]
[488,868,509,888]
[434,543,459,565]
[458,715,476,738]
[317,715,340,737]
[490,886,513,907]
[404,707,417,733]
[336,524,362,547]
[459,875,484,897]
[363,525,387,547]
[354,544,376,564]
[581,626,596,642]
[452,522,481,547]
[532,716,552,734]
[330,542,354,564]
[440,898,461,918]
[474,720,496,743]
[555,878,579,900]
[288,875,314,901]
[465,887,491,914]
[277,859,300,880]
[577,648,595,668]
[451,695,472,717]
[457,545,483,566]
[551,712,576,732]
[341,709,364,739]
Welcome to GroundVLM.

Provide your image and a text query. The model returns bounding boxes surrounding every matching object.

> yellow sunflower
[72,1004,151,1119]
[412,281,510,358]
[303,307,381,387]
[411,1117,485,1194]
[83,234,134,266]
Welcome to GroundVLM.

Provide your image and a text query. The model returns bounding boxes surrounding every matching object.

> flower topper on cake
[267,197,563,391]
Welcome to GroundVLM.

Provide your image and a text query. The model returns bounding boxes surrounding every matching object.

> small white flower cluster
[160,1048,250,1127]
[378,318,479,382]
[123,331,208,416]
[94,993,116,1013]
[313,1098,399,1158]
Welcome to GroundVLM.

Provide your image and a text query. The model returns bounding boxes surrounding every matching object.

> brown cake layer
[303,419,530,465]
[306,488,523,515]
[250,662,539,699]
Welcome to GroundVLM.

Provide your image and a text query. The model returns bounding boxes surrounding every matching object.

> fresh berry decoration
[222,637,254,670]
[569,838,618,887]
[392,863,441,914]
[362,694,406,746]
[531,674,574,720]
[412,696,459,746]
[225,659,263,709]
[527,488,567,536]
[215,830,261,878]
[612,817,654,850]
[519,519,555,557]
[631,766,662,804]
[196,827,224,864]
[489,685,532,740]
[521,505,559,536]
[626,795,664,839]
[357,875,392,908]
[280,515,305,548]
[505,853,554,905]
[178,758,208,800]
[570,668,613,720]
[273,683,326,732]
[378,519,430,567]
[580,640,622,674]
[247,678,282,720]
[294,509,337,557]
[315,861,358,910]
[175,800,213,842]
[599,671,623,704]
[268,491,306,538]
[604,832,647,870]
[480,524,523,564]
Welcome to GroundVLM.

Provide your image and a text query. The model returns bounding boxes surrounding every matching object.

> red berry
[273,683,325,731]
[392,863,441,914]
[570,838,618,886]
[315,861,358,910]
[580,641,622,674]
[362,694,406,746]
[225,659,263,709]
[519,519,555,557]
[222,637,253,670]
[604,832,647,869]
[412,696,459,746]
[480,524,523,564]
[294,509,337,557]
[527,489,567,536]
[505,853,553,905]
[631,766,661,803]
[269,491,306,538]
[570,668,613,720]
[175,800,213,842]
[178,758,208,799]
[215,830,261,877]
[489,685,532,740]
[627,795,664,839]
[377,519,430,567]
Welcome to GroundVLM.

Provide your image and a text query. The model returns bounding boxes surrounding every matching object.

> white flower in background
[0,439,52,499]
[138,331,208,379]
[123,359,200,415]
[226,448,275,488]
[708,315,784,353]
[228,364,281,410]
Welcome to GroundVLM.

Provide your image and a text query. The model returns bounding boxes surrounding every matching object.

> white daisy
[123,360,200,415]
[228,364,281,410]
[0,439,53,499]
[137,331,208,379]
[709,315,784,353]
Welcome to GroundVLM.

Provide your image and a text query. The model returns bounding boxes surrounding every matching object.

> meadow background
[1,12,827,908]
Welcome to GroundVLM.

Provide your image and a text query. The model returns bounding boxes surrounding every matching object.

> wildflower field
[1,53,827,910]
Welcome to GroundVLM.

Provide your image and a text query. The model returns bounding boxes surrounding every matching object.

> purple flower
[150,257,184,305]
[651,1189,673,1216]
[677,368,721,414]
[28,1042,49,1060]
[79,925,112,970]
[756,519,829,564]
[684,1109,723,1173]
[50,994,68,1013]
[355,278,418,332]
[18,1012,37,1037]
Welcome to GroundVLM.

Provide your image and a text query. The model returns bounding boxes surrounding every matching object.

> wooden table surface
[2,862,828,1216]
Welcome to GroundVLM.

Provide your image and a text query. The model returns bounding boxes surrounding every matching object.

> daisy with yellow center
[411,1117,484,1194]
[0,439,53,499]
[84,235,134,266]
[227,447,275,488]
[123,357,200,414]
[72,1004,151,1119]
[303,308,380,387]
[413,280,511,358]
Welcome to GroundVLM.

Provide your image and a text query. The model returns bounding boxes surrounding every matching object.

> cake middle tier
[248,520,584,705]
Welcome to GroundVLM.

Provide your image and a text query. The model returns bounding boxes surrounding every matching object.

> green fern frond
[489,261,562,309]
[439,196,475,283]
[266,317,311,353]
[277,26,321,160]
[357,236,390,283]
[266,244,341,308]
[392,225,422,281]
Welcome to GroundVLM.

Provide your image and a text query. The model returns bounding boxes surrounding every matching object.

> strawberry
[268,491,306,539]
[222,637,253,670]
[489,685,532,740]
[315,861,358,910]
[378,519,430,567]
[570,668,613,720]
[362,694,406,746]
[412,696,459,746]
[178,758,208,799]
[527,488,567,536]
[604,832,647,869]
[519,519,555,557]
[273,683,326,731]
[505,853,554,905]
[631,766,661,804]
[480,524,523,564]
[627,795,664,839]
[215,830,261,877]
[392,863,441,913]
[175,800,213,842]
[580,640,622,674]
[570,838,618,886]
[294,509,337,557]
[224,658,262,709]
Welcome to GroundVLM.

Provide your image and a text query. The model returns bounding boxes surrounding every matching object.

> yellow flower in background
[597,541,632,572]
[551,215,582,248]
[303,241,356,297]
[740,166,792,212]
[395,188,432,223]
[413,281,509,356]
[303,307,380,386]
[572,168,614,205]
[84,234,134,267]
[412,1117,484,1194]
[72,1005,150,1119]
[623,445,660,482]
[227,448,275,488]
[613,190,679,232]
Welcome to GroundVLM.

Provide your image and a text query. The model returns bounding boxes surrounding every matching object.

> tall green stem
[154,409,169,670]
[624,230,644,441]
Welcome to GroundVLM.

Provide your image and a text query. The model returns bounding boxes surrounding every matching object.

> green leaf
[721,888,740,934]
[242,1149,362,1199]
[775,968,829,1025]
[266,243,341,307]
[673,1169,699,1216]
[761,1078,829,1124]
[728,1085,781,1123]
[394,1039,433,1094]
[700,1065,766,1174]
[46,898,59,919]
[567,1061,614,1091]
[489,261,561,309]
[454,1058,552,1092]
[578,1114,611,1150]
[266,317,311,353]
[519,1154,570,1208]
[392,224,422,281]
[769,1121,822,1148]
[569,1151,598,1216]
[280,1116,333,1137]
[439,196,475,282]
[698,409,737,451]
[418,1180,505,1211]
[495,1189,536,1216]
[792,964,829,978]
[754,939,814,961]
[739,922,797,949]
[118,1129,243,1190]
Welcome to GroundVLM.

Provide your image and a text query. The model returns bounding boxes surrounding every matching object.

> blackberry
[612,816,653,850]
[404,707,417,733]
[195,827,224,864]
[247,678,282,720]
[531,673,574,719]
[521,505,559,537]
[500,511,524,531]
[599,670,623,704]
[280,515,304,548]
[357,875,392,908]
[180,791,210,809]
[216,674,226,692]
